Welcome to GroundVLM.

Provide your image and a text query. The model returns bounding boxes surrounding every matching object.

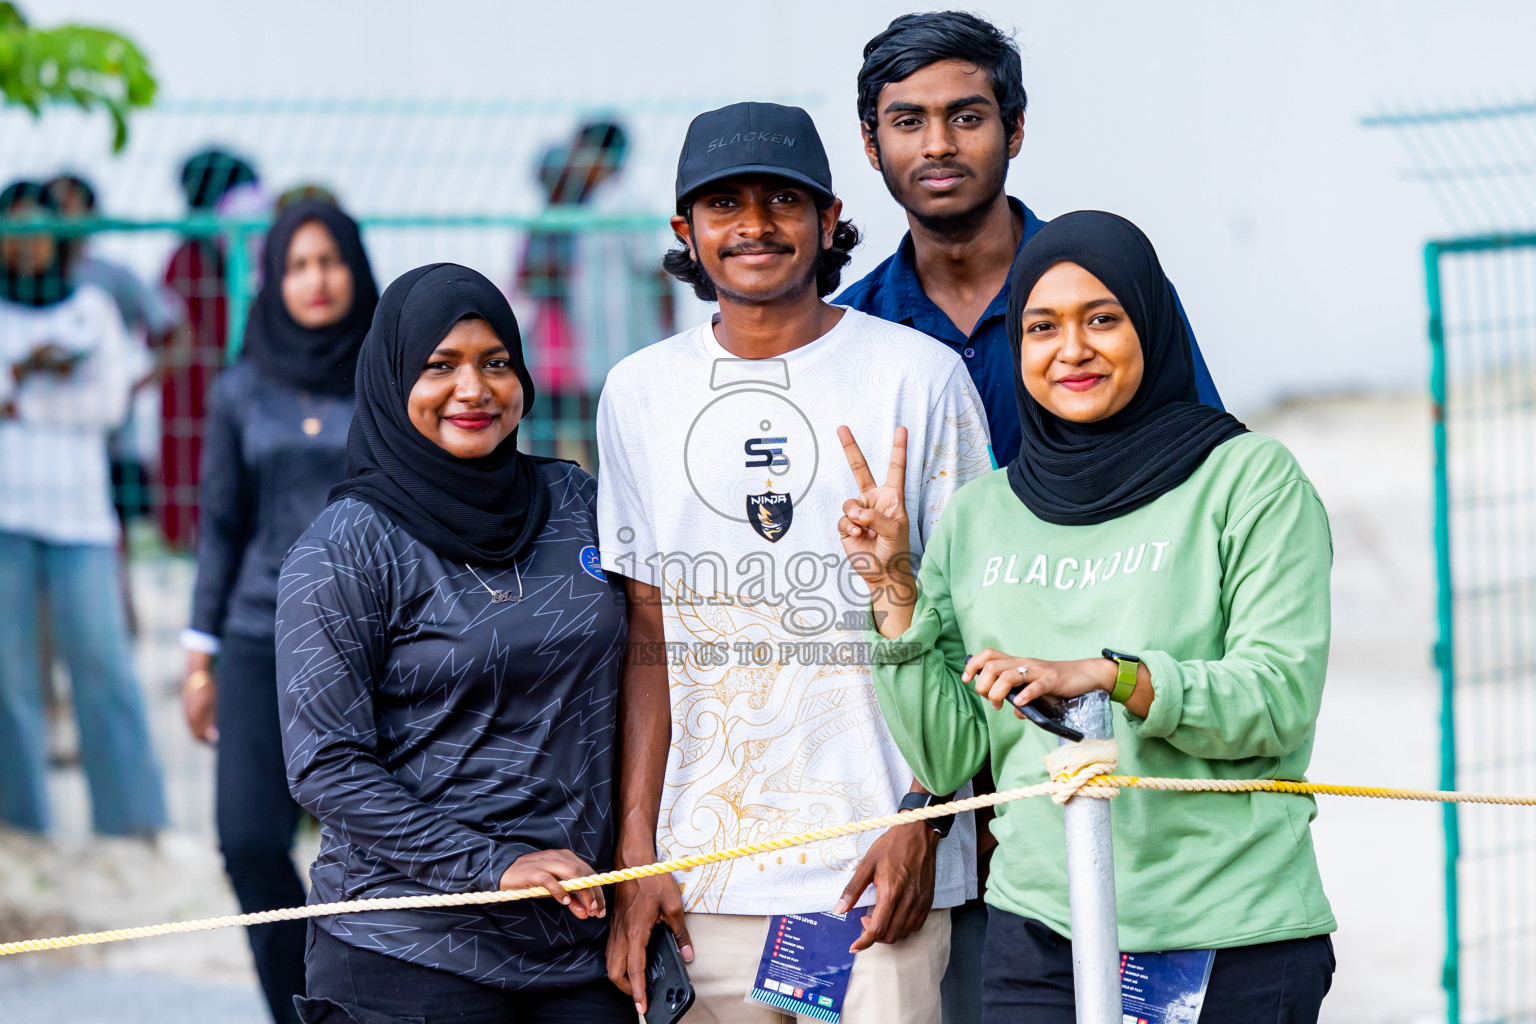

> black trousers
[218,632,308,1024]
[298,924,635,1023]
[983,909,1335,1024]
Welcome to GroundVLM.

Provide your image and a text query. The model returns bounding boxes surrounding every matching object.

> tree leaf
[0,4,157,153]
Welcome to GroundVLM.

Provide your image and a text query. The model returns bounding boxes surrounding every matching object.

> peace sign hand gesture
[838,425,913,594]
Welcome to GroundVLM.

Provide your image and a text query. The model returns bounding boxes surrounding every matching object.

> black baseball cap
[674,102,833,205]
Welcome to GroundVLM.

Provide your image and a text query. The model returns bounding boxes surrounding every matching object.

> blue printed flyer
[749,910,868,1022]
[1119,949,1216,1024]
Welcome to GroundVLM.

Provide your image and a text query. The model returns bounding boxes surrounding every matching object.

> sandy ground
[0,556,277,1022]
[0,391,1454,1024]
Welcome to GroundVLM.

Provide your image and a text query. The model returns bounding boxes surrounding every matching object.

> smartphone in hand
[1004,687,1085,742]
[645,924,695,1024]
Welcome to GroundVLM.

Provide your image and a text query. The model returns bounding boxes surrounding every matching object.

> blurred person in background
[47,172,180,630]
[0,180,166,837]
[275,183,339,213]
[517,119,672,466]
[47,173,181,358]
[835,16,1226,1020]
[158,146,259,551]
[516,140,585,462]
[276,264,631,1023]
[181,199,378,1024]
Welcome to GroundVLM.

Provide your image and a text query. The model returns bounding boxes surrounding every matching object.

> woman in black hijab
[276,265,632,1023]
[181,199,377,1024]
[1000,211,1248,524]
[844,212,1337,1023]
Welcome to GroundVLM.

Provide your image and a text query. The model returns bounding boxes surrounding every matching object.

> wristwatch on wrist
[1101,649,1141,704]
[898,790,957,838]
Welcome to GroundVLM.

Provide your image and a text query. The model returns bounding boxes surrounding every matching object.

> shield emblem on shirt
[746,491,793,543]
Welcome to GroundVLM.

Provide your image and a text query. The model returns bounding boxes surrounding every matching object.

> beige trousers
[673,909,950,1024]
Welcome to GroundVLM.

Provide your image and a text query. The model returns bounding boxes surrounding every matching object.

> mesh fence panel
[1369,99,1536,1024]
[1435,240,1536,1024]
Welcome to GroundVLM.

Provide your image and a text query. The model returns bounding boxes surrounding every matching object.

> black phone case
[1003,687,1085,742]
[645,925,696,1024]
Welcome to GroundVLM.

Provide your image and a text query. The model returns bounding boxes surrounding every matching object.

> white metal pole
[1060,690,1120,1024]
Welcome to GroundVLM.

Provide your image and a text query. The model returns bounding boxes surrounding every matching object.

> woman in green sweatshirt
[837,211,1336,1023]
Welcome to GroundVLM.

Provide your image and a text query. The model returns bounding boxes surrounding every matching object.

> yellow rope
[2,773,1533,957]
[1044,739,1121,803]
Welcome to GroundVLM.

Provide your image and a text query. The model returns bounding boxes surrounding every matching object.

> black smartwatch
[899,791,957,838]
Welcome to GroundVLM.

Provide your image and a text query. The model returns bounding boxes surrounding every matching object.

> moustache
[912,162,973,183]
[719,242,794,258]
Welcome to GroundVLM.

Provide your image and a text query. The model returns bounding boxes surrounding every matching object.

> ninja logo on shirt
[684,358,819,540]
[747,491,793,543]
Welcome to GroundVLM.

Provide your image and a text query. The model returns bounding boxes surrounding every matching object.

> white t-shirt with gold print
[596,307,992,915]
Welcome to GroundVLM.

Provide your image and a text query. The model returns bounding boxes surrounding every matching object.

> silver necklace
[466,561,523,604]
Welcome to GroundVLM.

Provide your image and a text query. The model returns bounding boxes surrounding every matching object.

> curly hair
[662,195,861,302]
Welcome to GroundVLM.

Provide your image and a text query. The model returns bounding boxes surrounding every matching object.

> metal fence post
[1060,690,1120,1024]
[224,223,254,360]
[1425,241,1459,1024]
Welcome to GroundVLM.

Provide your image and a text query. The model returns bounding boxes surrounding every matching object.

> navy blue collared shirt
[836,197,1222,465]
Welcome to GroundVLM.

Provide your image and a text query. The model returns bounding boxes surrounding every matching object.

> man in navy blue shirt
[836,14,1223,1024]
[837,12,1222,469]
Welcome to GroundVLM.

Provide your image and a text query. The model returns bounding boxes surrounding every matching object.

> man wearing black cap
[598,102,991,1023]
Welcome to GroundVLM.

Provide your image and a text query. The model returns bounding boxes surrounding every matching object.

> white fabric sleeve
[594,374,659,587]
[180,629,223,655]
[914,361,994,546]
[15,291,146,430]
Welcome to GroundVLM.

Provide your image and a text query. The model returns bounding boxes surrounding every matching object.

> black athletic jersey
[275,462,626,990]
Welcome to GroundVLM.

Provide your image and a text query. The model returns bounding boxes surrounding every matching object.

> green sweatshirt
[869,433,1336,951]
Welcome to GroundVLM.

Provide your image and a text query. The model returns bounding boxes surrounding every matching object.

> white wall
[27,0,1536,412]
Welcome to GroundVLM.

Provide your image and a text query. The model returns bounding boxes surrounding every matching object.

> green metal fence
[0,208,679,837]
[0,93,711,526]
[0,95,705,838]
[1426,232,1536,1024]
[1366,98,1536,1024]
[0,208,677,495]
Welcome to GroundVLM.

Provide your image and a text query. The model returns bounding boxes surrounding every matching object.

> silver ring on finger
[1016,665,1028,678]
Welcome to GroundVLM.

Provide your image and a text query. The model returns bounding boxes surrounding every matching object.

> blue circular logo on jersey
[580,545,607,581]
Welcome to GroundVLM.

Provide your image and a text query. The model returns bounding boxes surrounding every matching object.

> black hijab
[241,200,379,395]
[0,181,73,308]
[330,263,552,567]
[1004,211,1247,526]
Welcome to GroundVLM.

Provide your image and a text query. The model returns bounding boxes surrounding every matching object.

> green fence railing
[0,208,676,454]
